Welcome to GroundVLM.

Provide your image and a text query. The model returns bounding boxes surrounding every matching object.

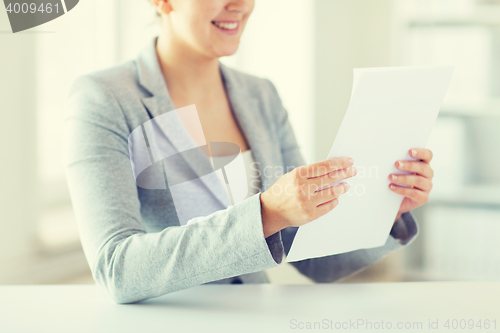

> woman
[64,0,433,304]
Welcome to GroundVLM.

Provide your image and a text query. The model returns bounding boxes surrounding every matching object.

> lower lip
[212,23,239,35]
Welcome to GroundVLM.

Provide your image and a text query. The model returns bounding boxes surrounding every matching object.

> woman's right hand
[260,157,357,237]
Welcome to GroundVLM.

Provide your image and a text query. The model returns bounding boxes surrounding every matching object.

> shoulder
[69,60,142,101]
[219,64,286,131]
[220,64,296,143]
[67,59,147,119]
[220,63,281,104]
[66,61,142,137]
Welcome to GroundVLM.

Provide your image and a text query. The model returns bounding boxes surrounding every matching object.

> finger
[307,166,357,193]
[389,183,428,203]
[314,198,340,219]
[302,157,353,178]
[388,174,433,191]
[395,160,434,179]
[313,182,350,206]
[409,148,433,163]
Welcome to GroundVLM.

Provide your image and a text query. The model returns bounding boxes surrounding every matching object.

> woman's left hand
[389,148,434,221]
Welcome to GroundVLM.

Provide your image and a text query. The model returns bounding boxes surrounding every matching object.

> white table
[0,282,498,333]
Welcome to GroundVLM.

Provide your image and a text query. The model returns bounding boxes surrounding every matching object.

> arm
[64,76,281,303]
[264,79,419,282]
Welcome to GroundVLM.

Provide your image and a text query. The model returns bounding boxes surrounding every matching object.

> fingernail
[411,149,417,157]
[391,174,397,180]
[352,167,357,175]
[398,161,404,168]
[345,183,350,191]
[390,184,396,190]
[349,158,354,165]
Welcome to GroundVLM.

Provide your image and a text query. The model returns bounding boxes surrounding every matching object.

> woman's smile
[211,20,240,35]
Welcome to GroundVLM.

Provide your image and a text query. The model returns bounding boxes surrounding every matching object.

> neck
[156,32,222,102]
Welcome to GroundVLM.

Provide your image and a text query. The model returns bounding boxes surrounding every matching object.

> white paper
[286,66,454,262]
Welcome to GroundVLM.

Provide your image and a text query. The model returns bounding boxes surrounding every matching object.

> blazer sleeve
[264,79,420,282]
[64,75,281,304]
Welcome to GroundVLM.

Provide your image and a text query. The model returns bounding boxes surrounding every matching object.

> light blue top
[64,37,419,304]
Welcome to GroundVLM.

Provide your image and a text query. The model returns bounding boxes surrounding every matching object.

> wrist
[260,193,288,238]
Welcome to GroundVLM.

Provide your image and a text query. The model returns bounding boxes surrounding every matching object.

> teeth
[213,21,238,30]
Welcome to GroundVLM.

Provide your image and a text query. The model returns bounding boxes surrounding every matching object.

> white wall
[313,0,394,160]
[0,10,38,262]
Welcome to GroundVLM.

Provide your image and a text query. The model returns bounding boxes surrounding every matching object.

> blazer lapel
[219,63,279,191]
[135,37,230,208]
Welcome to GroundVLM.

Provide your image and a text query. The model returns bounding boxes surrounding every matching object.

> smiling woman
[152,0,253,58]
[64,0,423,303]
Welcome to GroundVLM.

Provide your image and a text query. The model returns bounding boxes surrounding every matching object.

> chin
[210,42,240,58]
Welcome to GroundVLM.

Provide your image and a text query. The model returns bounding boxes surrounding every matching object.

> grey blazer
[64,37,419,304]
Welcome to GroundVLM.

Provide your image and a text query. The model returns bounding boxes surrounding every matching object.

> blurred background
[1,0,499,285]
